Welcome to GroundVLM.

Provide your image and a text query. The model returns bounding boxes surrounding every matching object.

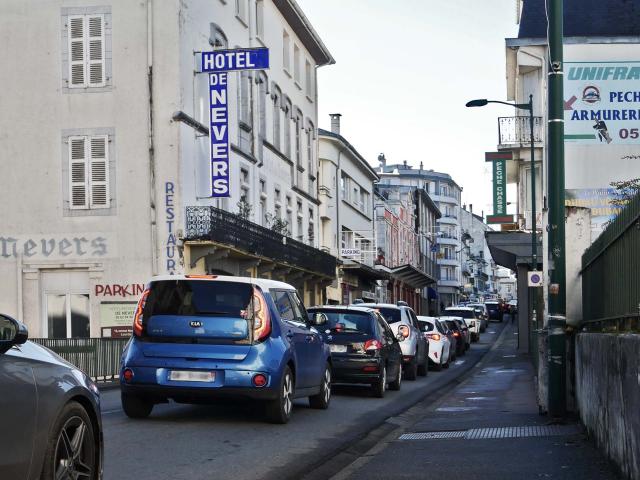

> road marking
[503,355,516,358]
[399,424,583,441]
[102,409,122,415]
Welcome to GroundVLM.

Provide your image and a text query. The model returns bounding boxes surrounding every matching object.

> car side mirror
[0,314,28,354]
[396,333,405,342]
[312,313,328,326]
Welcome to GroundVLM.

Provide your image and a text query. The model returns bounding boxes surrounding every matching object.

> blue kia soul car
[120,275,332,423]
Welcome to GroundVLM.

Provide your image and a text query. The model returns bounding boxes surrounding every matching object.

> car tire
[121,393,153,419]
[404,357,418,381]
[265,366,294,424]
[41,401,98,480]
[417,352,428,377]
[388,363,402,391]
[372,365,386,398]
[309,364,332,409]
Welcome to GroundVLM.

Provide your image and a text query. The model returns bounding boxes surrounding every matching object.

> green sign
[485,151,513,223]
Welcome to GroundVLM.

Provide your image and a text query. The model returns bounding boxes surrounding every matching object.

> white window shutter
[68,16,85,87]
[69,137,88,209]
[87,16,105,87]
[89,136,109,208]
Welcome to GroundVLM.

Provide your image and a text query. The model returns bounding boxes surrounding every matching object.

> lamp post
[465,96,537,270]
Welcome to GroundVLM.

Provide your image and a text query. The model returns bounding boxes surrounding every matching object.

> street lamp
[465,95,537,271]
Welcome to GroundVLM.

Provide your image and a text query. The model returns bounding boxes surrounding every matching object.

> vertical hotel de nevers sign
[197,48,269,197]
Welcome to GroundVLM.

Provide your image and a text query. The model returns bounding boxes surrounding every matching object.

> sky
[297,0,520,217]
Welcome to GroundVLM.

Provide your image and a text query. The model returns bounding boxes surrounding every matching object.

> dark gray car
[0,313,103,479]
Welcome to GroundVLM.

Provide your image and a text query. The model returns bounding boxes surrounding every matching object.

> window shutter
[89,136,109,208]
[68,16,85,87]
[69,137,88,209]
[87,16,105,87]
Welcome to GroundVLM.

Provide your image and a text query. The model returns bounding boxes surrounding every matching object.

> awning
[341,262,391,281]
[390,264,436,288]
[485,231,542,271]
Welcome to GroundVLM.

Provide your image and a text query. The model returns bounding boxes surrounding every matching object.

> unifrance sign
[565,61,640,144]
[199,48,269,197]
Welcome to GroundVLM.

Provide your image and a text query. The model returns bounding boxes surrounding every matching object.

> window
[256,71,267,161]
[67,14,106,88]
[340,174,348,200]
[240,167,250,211]
[286,195,293,232]
[68,135,110,210]
[259,179,267,225]
[209,23,228,47]
[305,60,313,98]
[255,0,264,39]
[283,97,292,158]
[273,290,295,322]
[235,0,248,25]
[297,200,303,242]
[282,31,291,73]
[294,110,303,168]
[308,208,315,246]
[238,70,252,152]
[47,293,90,338]
[275,188,282,219]
[271,84,281,149]
[293,44,301,84]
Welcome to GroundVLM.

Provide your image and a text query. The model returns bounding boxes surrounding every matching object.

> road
[100,323,506,480]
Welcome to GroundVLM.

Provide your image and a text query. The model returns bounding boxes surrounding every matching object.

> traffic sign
[528,271,544,287]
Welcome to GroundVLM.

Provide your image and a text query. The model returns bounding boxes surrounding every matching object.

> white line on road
[102,409,122,415]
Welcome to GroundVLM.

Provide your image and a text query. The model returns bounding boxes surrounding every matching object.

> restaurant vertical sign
[198,48,269,197]
[486,151,514,224]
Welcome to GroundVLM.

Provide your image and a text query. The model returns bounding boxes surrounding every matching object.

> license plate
[168,370,216,382]
[330,344,347,353]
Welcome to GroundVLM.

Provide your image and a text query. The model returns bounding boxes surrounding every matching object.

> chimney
[403,160,408,168]
[329,113,342,135]
[378,153,386,167]
[470,204,473,214]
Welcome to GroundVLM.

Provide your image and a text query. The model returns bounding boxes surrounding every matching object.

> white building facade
[0,0,335,339]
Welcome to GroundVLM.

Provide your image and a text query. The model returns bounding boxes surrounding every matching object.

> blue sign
[431,245,438,253]
[209,73,230,197]
[201,48,269,73]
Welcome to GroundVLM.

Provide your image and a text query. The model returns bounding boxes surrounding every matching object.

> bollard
[547,315,566,417]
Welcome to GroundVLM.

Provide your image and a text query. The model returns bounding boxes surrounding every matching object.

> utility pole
[547,0,566,417]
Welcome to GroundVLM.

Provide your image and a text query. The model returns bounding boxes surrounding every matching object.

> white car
[445,307,481,342]
[417,316,451,370]
[466,303,489,332]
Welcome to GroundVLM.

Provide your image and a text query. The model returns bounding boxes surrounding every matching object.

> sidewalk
[338,322,621,480]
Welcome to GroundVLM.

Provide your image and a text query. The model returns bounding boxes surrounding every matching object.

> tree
[265,213,289,236]
[609,178,640,207]
[236,197,253,221]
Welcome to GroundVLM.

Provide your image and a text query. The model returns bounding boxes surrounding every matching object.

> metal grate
[399,424,582,441]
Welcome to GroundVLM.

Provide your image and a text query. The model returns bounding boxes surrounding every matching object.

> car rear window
[144,280,253,318]
[308,310,374,334]
[417,320,435,332]
[446,309,474,319]
[376,308,402,324]
[486,303,499,310]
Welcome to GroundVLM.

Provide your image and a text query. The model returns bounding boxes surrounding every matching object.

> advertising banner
[485,151,514,224]
[99,302,136,338]
[565,188,623,234]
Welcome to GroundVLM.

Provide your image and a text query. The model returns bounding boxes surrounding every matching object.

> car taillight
[252,286,271,342]
[133,288,150,337]
[428,333,441,341]
[398,325,410,338]
[364,339,382,352]
[453,331,460,337]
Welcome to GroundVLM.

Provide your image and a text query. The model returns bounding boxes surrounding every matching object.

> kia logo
[189,321,203,328]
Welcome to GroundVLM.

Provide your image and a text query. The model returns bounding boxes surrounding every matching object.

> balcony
[498,116,543,147]
[184,206,337,278]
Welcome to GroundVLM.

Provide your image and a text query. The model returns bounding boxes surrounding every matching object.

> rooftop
[519,0,640,38]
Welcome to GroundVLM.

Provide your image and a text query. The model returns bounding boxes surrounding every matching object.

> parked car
[440,317,466,357]
[357,303,429,380]
[307,306,403,397]
[445,307,481,342]
[439,319,458,362]
[0,313,103,480]
[485,300,504,322]
[120,275,332,424]
[508,299,518,315]
[417,316,451,370]
[466,303,489,332]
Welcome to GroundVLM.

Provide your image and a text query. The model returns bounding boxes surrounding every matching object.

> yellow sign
[100,302,137,328]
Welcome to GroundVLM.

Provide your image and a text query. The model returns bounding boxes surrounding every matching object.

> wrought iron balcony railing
[184,206,337,278]
[498,116,543,145]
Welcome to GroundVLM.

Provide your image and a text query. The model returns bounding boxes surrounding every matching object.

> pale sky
[298,0,520,216]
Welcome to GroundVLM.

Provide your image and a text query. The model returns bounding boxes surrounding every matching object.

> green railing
[31,337,129,383]
[581,191,640,332]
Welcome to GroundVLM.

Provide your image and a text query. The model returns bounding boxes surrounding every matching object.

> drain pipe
[147,0,158,275]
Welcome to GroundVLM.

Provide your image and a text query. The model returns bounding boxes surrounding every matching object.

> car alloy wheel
[283,372,293,416]
[309,364,331,409]
[266,366,294,424]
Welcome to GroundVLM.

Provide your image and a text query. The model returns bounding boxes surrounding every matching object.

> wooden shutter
[69,137,88,209]
[87,15,105,87]
[89,136,109,208]
[68,16,85,87]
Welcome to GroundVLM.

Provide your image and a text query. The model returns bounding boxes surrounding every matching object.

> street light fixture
[465,95,537,271]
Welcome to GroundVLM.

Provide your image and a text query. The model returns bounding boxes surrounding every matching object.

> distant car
[445,307,481,342]
[466,303,489,332]
[508,299,518,315]
[485,301,503,322]
[452,318,471,350]
[120,275,332,424]
[0,313,103,480]
[356,303,429,380]
[417,316,451,370]
[440,317,466,357]
[307,306,403,397]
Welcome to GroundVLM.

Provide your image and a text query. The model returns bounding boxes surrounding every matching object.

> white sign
[528,271,544,288]
[341,248,361,258]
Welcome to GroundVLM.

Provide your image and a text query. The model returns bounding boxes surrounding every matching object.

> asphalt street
[100,323,506,480]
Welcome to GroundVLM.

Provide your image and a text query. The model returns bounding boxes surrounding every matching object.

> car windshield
[308,310,374,334]
[446,309,475,319]
[376,308,402,324]
[486,303,499,311]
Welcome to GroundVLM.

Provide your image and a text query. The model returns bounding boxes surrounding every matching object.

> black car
[441,317,466,357]
[0,313,103,480]
[308,306,403,398]
[485,301,503,322]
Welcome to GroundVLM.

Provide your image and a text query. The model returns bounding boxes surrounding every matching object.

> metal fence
[498,116,543,145]
[31,337,129,383]
[581,191,640,332]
